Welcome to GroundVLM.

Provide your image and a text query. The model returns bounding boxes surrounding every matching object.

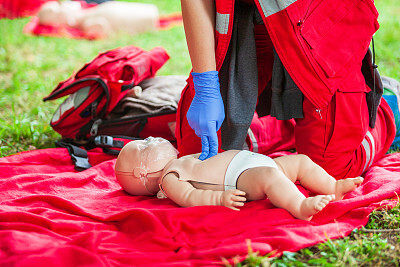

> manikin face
[115,137,178,195]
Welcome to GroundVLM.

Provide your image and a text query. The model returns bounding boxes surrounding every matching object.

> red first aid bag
[43,45,170,140]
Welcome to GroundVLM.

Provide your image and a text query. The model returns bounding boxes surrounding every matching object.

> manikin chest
[164,150,240,191]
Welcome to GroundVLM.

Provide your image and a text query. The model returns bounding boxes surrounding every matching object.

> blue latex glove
[187,71,225,160]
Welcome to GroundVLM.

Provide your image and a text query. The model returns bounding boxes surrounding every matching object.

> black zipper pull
[297,19,303,27]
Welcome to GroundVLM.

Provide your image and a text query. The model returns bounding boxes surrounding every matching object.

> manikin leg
[237,165,362,220]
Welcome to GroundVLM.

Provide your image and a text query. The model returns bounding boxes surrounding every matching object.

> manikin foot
[335,177,364,200]
[298,194,335,220]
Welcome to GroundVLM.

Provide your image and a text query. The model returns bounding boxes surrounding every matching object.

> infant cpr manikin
[37,1,159,38]
[115,137,364,220]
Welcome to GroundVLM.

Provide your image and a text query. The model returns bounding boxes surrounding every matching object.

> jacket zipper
[297,0,314,27]
[293,6,324,120]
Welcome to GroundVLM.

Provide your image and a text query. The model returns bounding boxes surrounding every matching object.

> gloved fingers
[198,135,210,160]
[207,126,219,159]
[188,70,224,139]
[215,112,225,131]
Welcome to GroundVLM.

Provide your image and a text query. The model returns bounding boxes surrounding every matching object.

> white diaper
[224,151,278,191]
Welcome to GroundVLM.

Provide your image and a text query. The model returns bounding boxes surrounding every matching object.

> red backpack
[43,45,170,141]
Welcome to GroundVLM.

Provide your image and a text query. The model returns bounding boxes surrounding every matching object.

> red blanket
[1,148,399,266]
[0,0,52,19]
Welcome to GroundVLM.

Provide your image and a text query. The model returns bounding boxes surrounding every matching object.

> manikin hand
[187,71,225,160]
[221,189,247,211]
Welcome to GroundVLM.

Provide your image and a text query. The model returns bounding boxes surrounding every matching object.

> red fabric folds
[0,0,52,19]
[0,148,399,266]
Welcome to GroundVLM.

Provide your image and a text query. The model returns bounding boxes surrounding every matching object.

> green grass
[0,0,191,156]
[1,0,400,265]
[372,0,400,80]
[237,203,400,267]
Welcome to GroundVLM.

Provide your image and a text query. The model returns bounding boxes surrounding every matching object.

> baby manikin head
[37,1,81,27]
[115,137,178,196]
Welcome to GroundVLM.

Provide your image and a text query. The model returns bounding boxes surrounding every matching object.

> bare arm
[181,0,216,72]
[162,173,246,210]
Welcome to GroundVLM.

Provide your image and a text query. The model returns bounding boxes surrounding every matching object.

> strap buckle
[94,135,115,147]
[70,152,92,172]
[56,141,92,171]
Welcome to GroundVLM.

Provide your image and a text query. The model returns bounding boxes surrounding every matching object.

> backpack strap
[92,135,143,155]
[56,140,92,171]
[55,135,143,171]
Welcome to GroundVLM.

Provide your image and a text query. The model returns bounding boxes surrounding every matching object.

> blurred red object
[0,0,54,19]
[23,16,93,39]
[158,13,182,30]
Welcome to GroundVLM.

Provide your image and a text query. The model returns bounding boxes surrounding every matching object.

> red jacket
[177,0,380,150]
[214,0,379,112]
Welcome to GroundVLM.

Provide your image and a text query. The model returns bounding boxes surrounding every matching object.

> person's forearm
[181,0,216,73]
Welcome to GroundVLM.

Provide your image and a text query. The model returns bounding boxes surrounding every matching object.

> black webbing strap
[56,141,92,171]
[55,135,143,171]
[94,135,125,149]
[93,135,142,155]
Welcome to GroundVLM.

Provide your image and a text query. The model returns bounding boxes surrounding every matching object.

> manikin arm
[161,173,246,210]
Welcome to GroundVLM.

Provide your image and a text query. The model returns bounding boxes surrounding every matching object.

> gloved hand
[187,71,225,160]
